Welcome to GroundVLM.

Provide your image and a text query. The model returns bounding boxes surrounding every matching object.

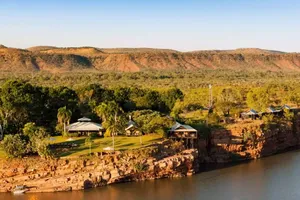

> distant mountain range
[1,44,300,73]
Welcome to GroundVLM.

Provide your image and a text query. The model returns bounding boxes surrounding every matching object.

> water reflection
[3,150,300,200]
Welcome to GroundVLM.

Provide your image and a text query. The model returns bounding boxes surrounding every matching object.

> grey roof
[249,109,259,114]
[128,120,136,126]
[67,121,103,132]
[125,119,137,130]
[282,104,292,110]
[170,122,197,132]
[267,107,281,113]
[125,124,135,131]
[78,117,92,122]
[242,109,259,115]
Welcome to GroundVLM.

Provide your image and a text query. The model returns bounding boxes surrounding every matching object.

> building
[125,116,142,136]
[241,109,260,120]
[265,107,282,116]
[67,117,104,136]
[281,104,292,110]
[168,122,198,149]
[241,105,297,119]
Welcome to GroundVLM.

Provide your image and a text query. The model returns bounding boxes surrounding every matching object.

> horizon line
[1,43,299,54]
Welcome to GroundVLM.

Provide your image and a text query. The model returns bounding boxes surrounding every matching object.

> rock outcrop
[0,149,198,193]
[199,117,300,163]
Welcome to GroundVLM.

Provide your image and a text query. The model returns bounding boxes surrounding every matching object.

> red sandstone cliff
[0,146,198,193]
[1,45,300,72]
[199,117,300,163]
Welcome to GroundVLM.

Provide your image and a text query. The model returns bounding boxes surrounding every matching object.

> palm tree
[95,102,109,122]
[95,101,124,131]
[57,106,72,135]
[95,101,126,150]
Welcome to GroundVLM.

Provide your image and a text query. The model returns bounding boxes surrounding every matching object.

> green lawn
[52,134,163,158]
[0,134,163,159]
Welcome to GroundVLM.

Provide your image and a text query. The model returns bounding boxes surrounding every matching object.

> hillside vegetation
[1,45,300,72]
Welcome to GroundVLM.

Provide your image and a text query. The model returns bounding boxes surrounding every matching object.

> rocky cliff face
[1,45,300,72]
[2,116,300,193]
[199,117,300,163]
[0,148,198,193]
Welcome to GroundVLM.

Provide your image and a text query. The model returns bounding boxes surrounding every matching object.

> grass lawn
[52,134,163,158]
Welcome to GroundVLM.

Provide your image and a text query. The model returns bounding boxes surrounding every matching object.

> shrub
[207,113,221,124]
[262,114,274,124]
[36,139,53,159]
[134,162,148,172]
[170,141,185,153]
[243,132,254,143]
[23,122,50,152]
[89,132,99,138]
[284,110,294,121]
[2,134,26,158]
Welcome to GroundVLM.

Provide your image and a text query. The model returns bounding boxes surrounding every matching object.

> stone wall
[0,148,198,193]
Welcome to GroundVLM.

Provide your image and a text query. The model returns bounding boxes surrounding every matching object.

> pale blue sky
[1,0,300,52]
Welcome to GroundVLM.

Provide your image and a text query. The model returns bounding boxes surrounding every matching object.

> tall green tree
[215,88,241,116]
[161,88,184,112]
[57,106,72,135]
[0,80,41,133]
[131,110,175,136]
[77,84,113,108]
[246,88,270,112]
[47,86,79,123]
[95,101,126,136]
[130,88,164,111]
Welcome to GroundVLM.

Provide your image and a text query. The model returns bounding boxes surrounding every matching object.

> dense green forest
[2,70,300,89]
[1,70,300,158]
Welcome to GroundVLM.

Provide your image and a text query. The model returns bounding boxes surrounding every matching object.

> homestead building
[67,117,104,136]
[168,122,198,149]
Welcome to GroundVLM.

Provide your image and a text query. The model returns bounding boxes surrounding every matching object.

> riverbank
[0,143,199,193]
[3,148,300,200]
[2,117,300,194]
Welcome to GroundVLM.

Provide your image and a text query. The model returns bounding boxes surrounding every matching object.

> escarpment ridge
[1,45,300,72]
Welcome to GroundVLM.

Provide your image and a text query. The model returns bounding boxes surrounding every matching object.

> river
[3,149,300,200]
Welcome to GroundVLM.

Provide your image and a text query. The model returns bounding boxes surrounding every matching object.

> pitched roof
[170,122,197,132]
[125,124,136,131]
[78,117,92,122]
[125,118,137,130]
[266,107,281,113]
[67,121,103,132]
[242,109,259,115]
[128,119,136,126]
[281,104,292,110]
[249,109,259,114]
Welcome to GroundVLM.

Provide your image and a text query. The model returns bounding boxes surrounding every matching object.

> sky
[1,0,300,52]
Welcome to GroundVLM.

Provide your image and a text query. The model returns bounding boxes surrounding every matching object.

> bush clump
[2,134,26,158]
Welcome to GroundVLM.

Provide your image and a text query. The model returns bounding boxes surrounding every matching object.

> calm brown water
[3,150,300,200]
